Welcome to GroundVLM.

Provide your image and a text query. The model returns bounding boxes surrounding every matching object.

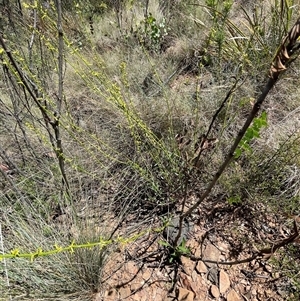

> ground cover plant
[0,0,300,300]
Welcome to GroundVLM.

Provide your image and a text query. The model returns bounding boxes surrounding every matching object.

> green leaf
[234,148,242,159]
[252,129,260,138]
[158,240,171,248]
[242,143,252,152]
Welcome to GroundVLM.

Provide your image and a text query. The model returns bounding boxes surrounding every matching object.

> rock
[218,241,229,253]
[194,243,202,258]
[202,243,221,267]
[177,287,194,301]
[180,273,195,293]
[142,269,151,281]
[265,264,273,273]
[187,238,200,253]
[219,270,230,294]
[132,293,142,301]
[227,289,242,301]
[141,295,149,301]
[211,284,220,298]
[274,272,280,278]
[130,281,141,292]
[191,270,199,282]
[118,287,131,299]
[126,261,138,274]
[235,283,246,295]
[208,267,219,285]
[165,296,177,301]
[181,256,195,275]
[196,261,207,273]
[163,217,193,245]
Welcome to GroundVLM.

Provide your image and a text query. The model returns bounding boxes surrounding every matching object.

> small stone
[142,269,151,280]
[181,256,195,275]
[219,270,231,294]
[132,294,141,301]
[277,288,287,297]
[274,272,280,278]
[211,285,220,298]
[203,243,221,267]
[194,246,202,258]
[227,289,242,301]
[220,254,226,261]
[191,269,198,282]
[140,293,149,301]
[187,238,200,253]
[130,282,141,292]
[126,261,138,274]
[196,261,207,273]
[118,287,131,299]
[177,287,194,301]
[208,267,219,285]
[218,242,229,252]
[235,283,246,295]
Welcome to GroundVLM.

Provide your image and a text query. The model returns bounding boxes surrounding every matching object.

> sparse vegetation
[1,0,300,300]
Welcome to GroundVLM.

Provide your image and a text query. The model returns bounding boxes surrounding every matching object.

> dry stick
[174,17,300,244]
[183,17,300,219]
